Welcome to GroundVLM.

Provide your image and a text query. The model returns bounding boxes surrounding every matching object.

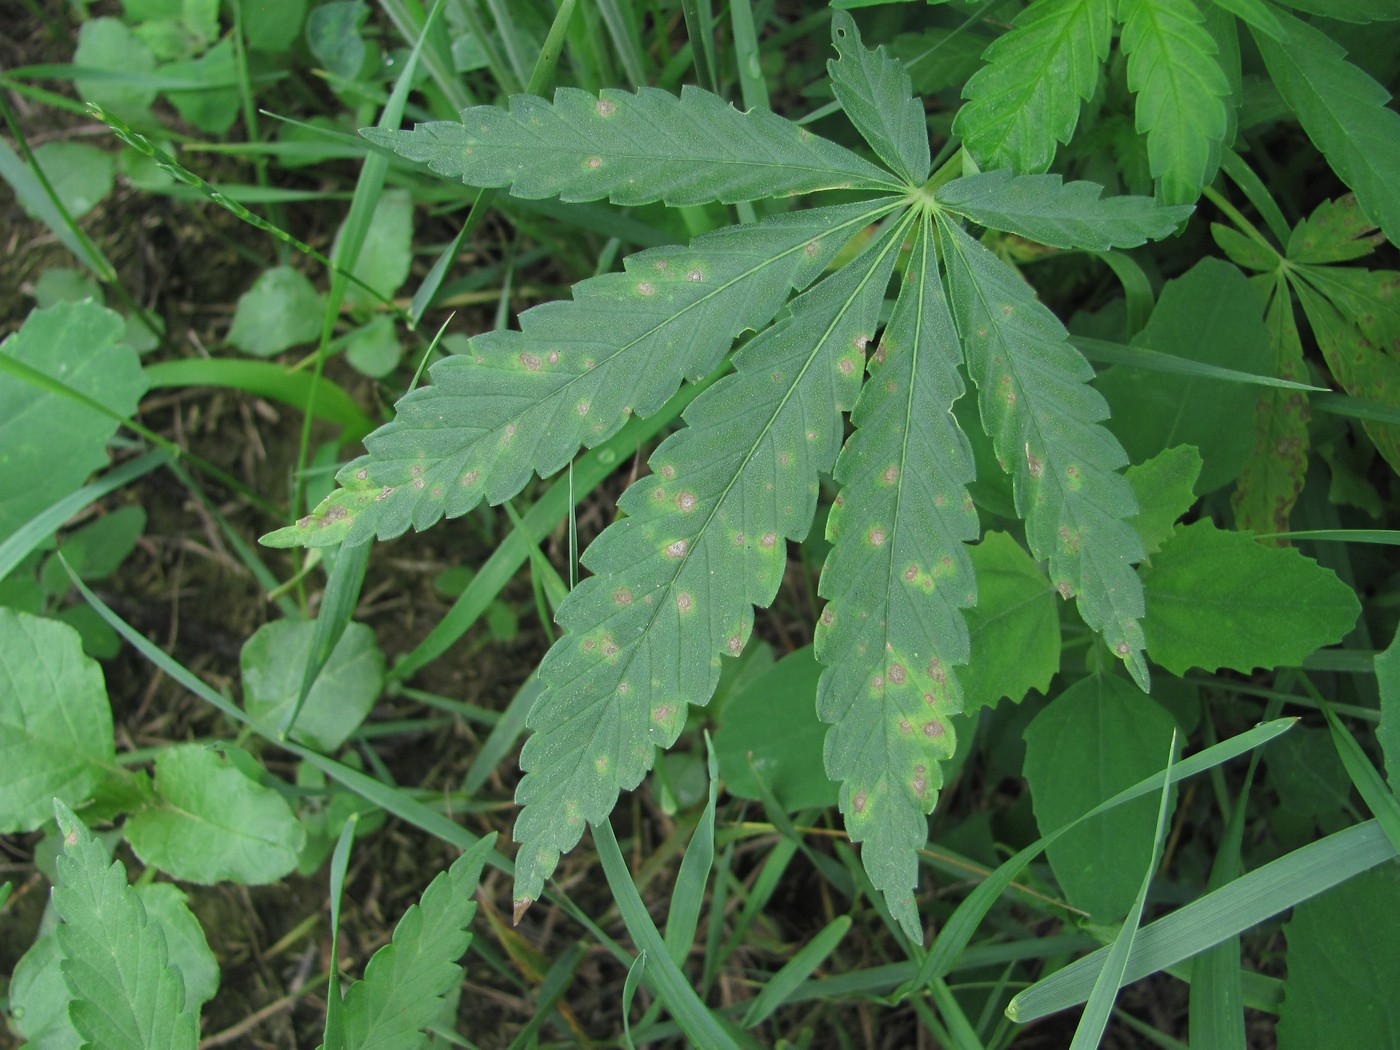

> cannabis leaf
[936,215,1150,688]
[513,216,910,907]
[264,198,899,549]
[815,216,978,940]
[361,85,902,206]
[1254,6,1400,246]
[1119,0,1232,205]
[954,0,1113,174]
[264,14,1187,936]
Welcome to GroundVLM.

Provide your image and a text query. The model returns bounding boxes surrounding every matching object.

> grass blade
[742,916,852,1028]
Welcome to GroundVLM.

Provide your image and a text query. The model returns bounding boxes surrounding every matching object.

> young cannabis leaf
[264,13,1187,940]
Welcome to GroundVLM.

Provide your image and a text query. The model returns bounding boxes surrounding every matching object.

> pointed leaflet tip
[512,897,533,925]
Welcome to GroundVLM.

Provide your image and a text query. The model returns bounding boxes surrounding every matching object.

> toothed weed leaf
[336,836,494,1050]
[828,11,930,186]
[50,800,200,1050]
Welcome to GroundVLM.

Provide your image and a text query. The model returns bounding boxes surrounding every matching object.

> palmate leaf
[1119,0,1232,205]
[1253,7,1400,247]
[266,198,901,549]
[953,0,1114,173]
[361,85,902,206]
[935,170,1192,249]
[814,217,978,942]
[511,216,911,908]
[828,11,930,187]
[935,215,1148,687]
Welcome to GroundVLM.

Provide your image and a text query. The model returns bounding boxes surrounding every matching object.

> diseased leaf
[267,199,899,549]
[815,217,978,941]
[1254,8,1400,247]
[1277,868,1400,1050]
[959,532,1060,715]
[362,85,899,206]
[1232,278,1311,536]
[0,609,115,833]
[937,214,1148,688]
[1119,0,1232,204]
[340,837,494,1050]
[1287,194,1386,264]
[1140,520,1361,675]
[828,11,930,186]
[123,744,305,884]
[1023,676,1179,920]
[51,800,199,1050]
[510,218,909,909]
[1126,444,1201,557]
[1293,280,1400,473]
[954,0,1113,173]
[936,171,1192,249]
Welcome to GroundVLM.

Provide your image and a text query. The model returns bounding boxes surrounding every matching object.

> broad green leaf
[8,931,80,1049]
[1125,445,1201,557]
[241,620,384,752]
[814,218,977,940]
[1023,676,1179,920]
[136,883,219,1010]
[0,301,147,538]
[1287,194,1386,264]
[935,171,1192,249]
[712,647,837,812]
[954,0,1113,173]
[123,744,305,884]
[27,143,115,222]
[1264,726,1351,819]
[227,265,326,357]
[306,0,368,79]
[51,800,199,1050]
[161,38,240,135]
[0,609,115,833]
[959,532,1060,715]
[269,199,898,549]
[1277,867,1400,1049]
[1293,281,1400,474]
[1119,0,1232,204]
[343,314,402,379]
[1253,8,1400,247]
[1380,626,1399,787]
[1096,258,1272,495]
[363,85,899,207]
[828,11,930,186]
[43,506,147,587]
[336,187,414,313]
[73,18,157,121]
[1232,279,1311,536]
[339,836,494,1050]
[1140,520,1361,675]
[510,217,909,909]
[244,0,307,51]
[33,267,104,307]
[937,214,1147,688]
